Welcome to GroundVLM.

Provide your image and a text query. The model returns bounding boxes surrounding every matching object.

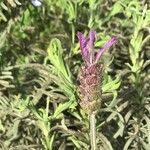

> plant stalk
[71,23,75,44]
[90,112,96,150]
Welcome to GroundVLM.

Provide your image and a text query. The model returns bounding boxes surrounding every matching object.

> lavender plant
[0,0,149,149]
[123,4,150,149]
[108,1,150,149]
[77,31,117,149]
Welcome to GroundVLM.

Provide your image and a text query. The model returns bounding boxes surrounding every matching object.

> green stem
[46,97,50,118]
[71,23,75,44]
[90,112,96,150]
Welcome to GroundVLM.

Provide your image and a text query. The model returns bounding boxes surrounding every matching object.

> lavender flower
[77,31,117,114]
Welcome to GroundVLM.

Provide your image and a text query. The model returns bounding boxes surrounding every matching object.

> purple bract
[77,31,117,65]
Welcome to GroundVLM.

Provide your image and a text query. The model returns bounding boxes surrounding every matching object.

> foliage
[0,0,150,149]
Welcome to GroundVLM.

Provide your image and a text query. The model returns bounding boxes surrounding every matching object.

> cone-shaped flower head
[77,31,117,114]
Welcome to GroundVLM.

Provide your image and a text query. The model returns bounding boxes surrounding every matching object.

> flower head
[77,31,117,114]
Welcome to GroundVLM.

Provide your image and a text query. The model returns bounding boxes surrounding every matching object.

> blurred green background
[0,0,150,149]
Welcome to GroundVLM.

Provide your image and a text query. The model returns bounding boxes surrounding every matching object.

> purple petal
[88,31,96,50]
[77,32,89,62]
[77,32,86,51]
[95,37,117,63]
[88,31,96,63]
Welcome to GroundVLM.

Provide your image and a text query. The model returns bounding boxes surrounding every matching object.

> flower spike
[77,30,117,114]
[77,31,117,150]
